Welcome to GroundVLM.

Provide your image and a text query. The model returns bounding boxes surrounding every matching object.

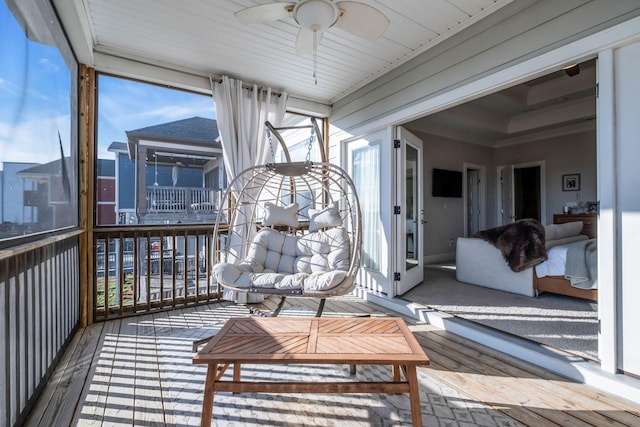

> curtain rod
[209,76,283,97]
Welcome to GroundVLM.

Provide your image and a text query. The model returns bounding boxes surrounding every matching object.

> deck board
[427,327,640,418]
[25,295,640,426]
[418,334,611,426]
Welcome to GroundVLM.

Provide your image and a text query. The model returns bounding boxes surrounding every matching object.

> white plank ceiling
[68,0,513,104]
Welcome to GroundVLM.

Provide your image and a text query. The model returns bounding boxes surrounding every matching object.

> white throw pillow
[308,203,342,232]
[262,202,299,228]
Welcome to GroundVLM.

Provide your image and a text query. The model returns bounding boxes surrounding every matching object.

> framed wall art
[562,173,580,191]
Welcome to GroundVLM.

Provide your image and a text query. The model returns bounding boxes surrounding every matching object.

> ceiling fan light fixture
[563,63,580,77]
[295,0,338,32]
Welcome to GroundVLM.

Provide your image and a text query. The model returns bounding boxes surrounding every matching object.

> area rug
[403,265,598,360]
[156,313,522,426]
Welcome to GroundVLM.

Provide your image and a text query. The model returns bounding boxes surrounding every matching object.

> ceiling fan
[235,0,390,55]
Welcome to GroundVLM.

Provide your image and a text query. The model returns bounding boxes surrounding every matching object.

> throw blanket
[474,219,548,272]
[565,239,598,289]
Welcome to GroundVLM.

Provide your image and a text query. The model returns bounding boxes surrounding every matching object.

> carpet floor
[402,264,598,360]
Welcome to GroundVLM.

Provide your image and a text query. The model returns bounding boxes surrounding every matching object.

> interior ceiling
[404,59,597,147]
[67,0,514,104]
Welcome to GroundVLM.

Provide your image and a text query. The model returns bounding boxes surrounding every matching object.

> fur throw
[473,219,547,272]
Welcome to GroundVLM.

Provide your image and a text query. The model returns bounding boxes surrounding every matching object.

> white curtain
[352,144,381,271]
[212,76,288,303]
[213,76,288,183]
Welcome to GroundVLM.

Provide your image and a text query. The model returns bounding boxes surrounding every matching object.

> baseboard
[357,288,640,405]
[424,252,455,264]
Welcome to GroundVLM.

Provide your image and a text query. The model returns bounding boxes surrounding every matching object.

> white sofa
[455,221,587,297]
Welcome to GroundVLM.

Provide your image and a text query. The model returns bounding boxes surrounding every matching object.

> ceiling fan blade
[235,2,296,24]
[335,1,389,40]
[296,27,324,55]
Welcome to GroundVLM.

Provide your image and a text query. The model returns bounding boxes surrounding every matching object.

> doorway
[515,166,541,221]
[394,127,424,296]
[498,161,546,225]
[463,163,486,236]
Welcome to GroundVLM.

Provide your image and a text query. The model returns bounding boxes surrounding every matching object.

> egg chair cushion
[308,203,342,232]
[212,227,351,293]
[262,202,299,228]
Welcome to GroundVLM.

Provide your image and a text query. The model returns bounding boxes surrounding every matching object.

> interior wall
[494,129,597,222]
[412,131,494,258]
[412,129,596,259]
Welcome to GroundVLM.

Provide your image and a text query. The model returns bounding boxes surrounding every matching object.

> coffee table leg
[392,365,400,382]
[406,365,422,427]
[201,363,217,427]
[233,363,242,394]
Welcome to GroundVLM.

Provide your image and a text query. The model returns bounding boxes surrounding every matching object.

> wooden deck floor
[26,295,640,426]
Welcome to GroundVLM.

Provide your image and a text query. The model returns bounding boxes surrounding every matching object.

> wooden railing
[145,187,222,214]
[93,224,221,321]
[0,231,81,426]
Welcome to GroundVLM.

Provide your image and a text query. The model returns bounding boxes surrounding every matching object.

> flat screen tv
[432,168,462,198]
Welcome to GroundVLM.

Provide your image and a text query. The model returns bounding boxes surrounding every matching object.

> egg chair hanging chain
[306,125,315,162]
[266,126,276,162]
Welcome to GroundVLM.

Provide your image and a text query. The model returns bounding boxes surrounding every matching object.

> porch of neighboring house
[144,185,222,224]
[26,295,640,426]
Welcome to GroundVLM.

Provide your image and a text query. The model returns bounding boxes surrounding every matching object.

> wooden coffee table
[193,316,430,426]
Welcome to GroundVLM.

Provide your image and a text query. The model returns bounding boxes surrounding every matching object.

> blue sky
[0,2,216,170]
[97,76,216,159]
[0,2,71,170]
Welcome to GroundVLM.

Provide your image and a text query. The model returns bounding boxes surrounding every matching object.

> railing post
[185,187,193,214]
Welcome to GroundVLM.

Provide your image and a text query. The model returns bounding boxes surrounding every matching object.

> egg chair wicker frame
[211,160,362,317]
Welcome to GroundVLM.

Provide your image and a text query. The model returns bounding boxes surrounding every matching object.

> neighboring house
[16,158,75,233]
[108,116,225,225]
[0,162,37,237]
[96,158,116,225]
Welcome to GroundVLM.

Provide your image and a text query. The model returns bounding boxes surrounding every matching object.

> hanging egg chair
[211,160,362,316]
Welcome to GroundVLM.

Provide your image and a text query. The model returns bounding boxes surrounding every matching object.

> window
[96,75,218,225]
[0,1,78,243]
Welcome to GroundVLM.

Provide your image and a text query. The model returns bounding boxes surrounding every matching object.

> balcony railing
[146,186,222,214]
[1,231,81,426]
[93,224,222,321]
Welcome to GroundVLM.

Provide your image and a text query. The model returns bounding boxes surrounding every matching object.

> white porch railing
[146,187,222,214]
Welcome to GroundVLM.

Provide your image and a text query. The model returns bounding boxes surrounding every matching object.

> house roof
[126,116,220,146]
[125,116,221,160]
[18,157,71,180]
[107,141,127,153]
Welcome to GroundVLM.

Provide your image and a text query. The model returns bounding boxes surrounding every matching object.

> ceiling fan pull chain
[313,30,318,85]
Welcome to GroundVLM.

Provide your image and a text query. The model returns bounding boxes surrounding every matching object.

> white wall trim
[596,49,618,375]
